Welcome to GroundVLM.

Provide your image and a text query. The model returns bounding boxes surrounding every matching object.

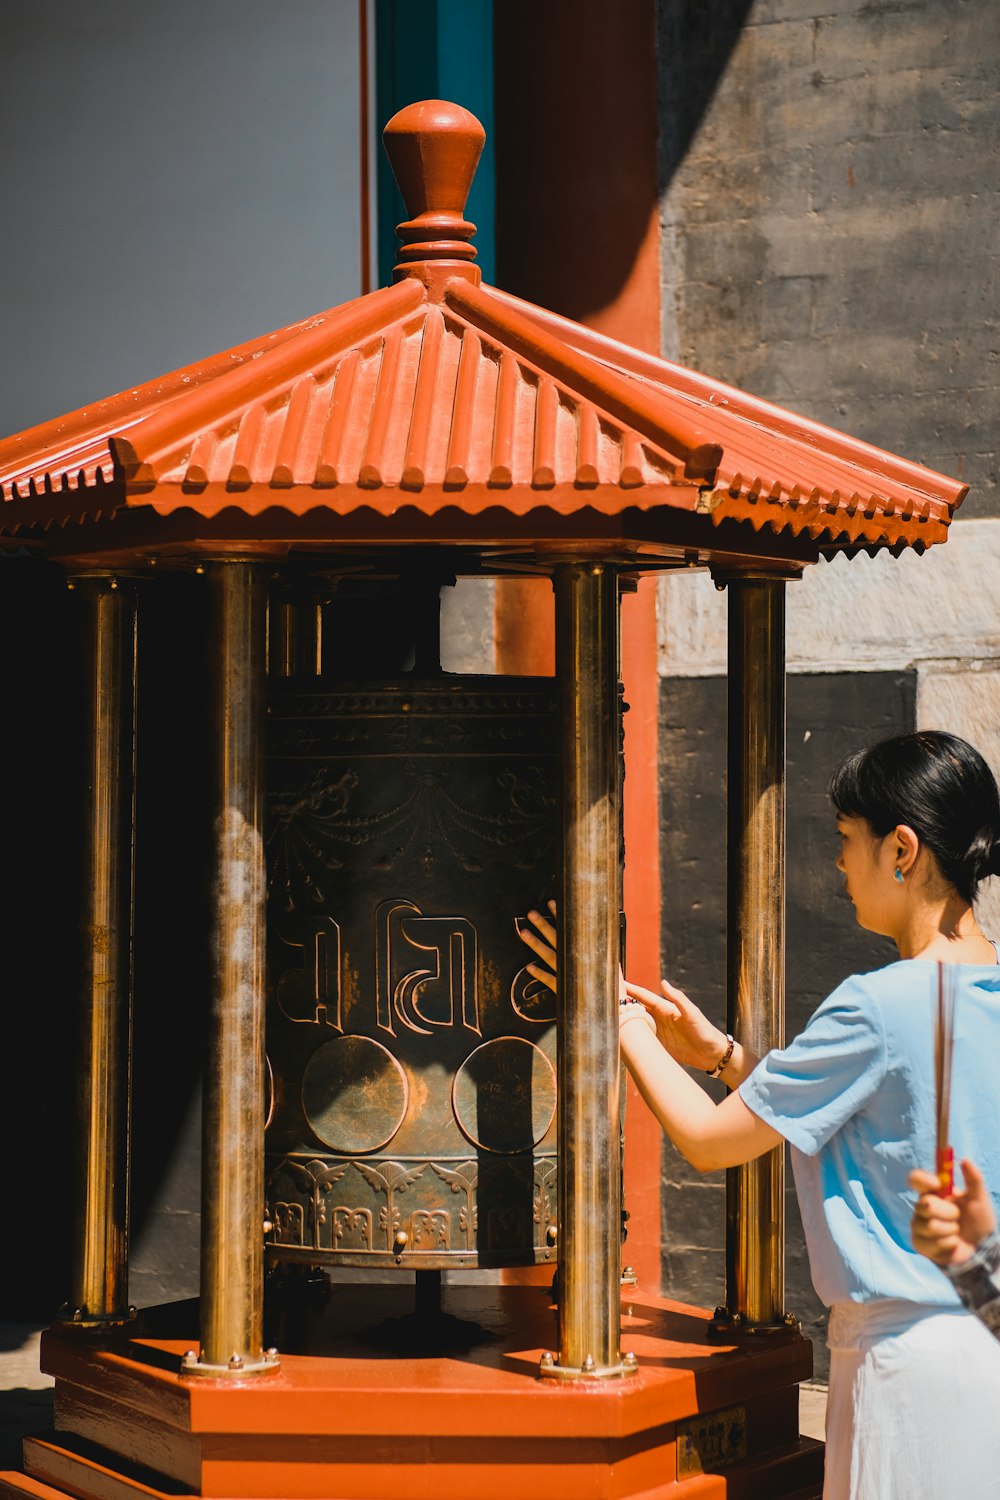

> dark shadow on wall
[494,0,656,320]
[657,0,756,197]
[658,668,916,1378]
[494,0,753,321]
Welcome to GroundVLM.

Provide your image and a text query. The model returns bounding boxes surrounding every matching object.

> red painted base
[0,1286,823,1500]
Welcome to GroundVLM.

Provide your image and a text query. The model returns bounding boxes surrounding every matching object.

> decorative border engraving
[265,1153,558,1267]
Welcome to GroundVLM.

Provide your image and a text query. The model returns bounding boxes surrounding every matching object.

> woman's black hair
[829,730,1000,904]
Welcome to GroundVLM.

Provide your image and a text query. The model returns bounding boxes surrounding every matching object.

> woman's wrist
[705,1034,735,1078]
[619,1007,662,1065]
[619,995,657,1036]
[727,1042,759,1088]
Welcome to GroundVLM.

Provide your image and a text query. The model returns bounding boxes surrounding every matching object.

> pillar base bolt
[179,1348,280,1378]
[708,1306,800,1341]
[540,1352,640,1380]
[57,1302,137,1331]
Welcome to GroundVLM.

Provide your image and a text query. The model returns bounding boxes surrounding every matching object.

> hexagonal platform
[0,1285,822,1500]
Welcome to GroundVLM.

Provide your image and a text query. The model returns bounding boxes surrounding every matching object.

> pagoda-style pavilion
[0,101,964,1499]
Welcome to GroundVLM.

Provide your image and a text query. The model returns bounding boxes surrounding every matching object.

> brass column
[267,581,324,678]
[725,577,786,1328]
[546,562,631,1378]
[65,576,136,1327]
[190,561,277,1376]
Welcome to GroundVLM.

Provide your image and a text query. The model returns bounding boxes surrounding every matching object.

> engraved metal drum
[263,677,559,1269]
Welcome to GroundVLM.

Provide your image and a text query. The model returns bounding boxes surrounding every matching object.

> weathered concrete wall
[441,579,497,674]
[660,520,1000,677]
[659,669,914,1368]
[655,0,999,1376]
[657,0,998,517]
[0,0,367,436]
[659,523,1000,934]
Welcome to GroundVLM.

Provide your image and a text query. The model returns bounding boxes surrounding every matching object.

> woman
[521,730,1000,1500]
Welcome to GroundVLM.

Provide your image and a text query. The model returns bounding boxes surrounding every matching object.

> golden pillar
[546,562,633,1378]
[65,576,136,1327]
[267,577,324,679]
[725,577,786,1328]
[189,561,277,1377]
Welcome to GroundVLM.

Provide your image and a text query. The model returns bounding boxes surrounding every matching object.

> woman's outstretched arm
[620,978,760,1088]
[620,1019,783,1171]
[520,907,759,1086]
[518,905,782,1171]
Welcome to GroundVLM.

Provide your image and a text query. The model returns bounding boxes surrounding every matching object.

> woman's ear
[893,823,920,876]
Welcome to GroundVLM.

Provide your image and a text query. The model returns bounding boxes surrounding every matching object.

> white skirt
[824,1298,1000,1500]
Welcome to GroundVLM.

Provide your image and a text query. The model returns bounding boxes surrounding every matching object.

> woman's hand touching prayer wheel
[517,907,754,1086]
[519,902,629,1002]
[519,902,558,992]
[620,979,734,1078]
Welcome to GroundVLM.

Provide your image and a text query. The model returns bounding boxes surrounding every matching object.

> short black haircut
[829,730,1000,904]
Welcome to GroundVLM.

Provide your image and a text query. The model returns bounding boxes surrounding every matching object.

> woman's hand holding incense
[909,1159,998,1266]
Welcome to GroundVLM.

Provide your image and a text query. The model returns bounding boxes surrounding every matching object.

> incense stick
[934,960,957,1196]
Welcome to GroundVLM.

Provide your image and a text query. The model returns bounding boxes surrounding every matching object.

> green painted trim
[435,0,495,286]
[374,0,495,288]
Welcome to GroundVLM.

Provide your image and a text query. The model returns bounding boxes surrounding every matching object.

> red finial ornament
[382,100,485,286]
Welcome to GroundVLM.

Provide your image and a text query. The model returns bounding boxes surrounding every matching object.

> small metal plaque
[676,1405,747,1478]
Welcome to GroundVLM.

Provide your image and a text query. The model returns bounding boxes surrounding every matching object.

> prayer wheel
[262,664,564,1272]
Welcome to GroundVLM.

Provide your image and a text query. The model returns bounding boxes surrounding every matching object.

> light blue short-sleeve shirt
[739,960,1000,1307]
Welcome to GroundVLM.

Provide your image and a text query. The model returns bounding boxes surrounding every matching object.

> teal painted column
[375,0,495,285]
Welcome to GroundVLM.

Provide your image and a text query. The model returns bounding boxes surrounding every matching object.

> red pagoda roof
[0,100,966,561]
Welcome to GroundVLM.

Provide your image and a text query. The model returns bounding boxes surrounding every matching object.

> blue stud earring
[894,868,905,883]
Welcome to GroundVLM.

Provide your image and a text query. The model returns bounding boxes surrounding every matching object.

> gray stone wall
[657,0,998,517]
[655,0,1000,1377]
[659,670,914,1371]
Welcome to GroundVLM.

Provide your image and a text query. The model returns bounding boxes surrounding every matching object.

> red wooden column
[619,579,663,1291]
[494,0,663,1292]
